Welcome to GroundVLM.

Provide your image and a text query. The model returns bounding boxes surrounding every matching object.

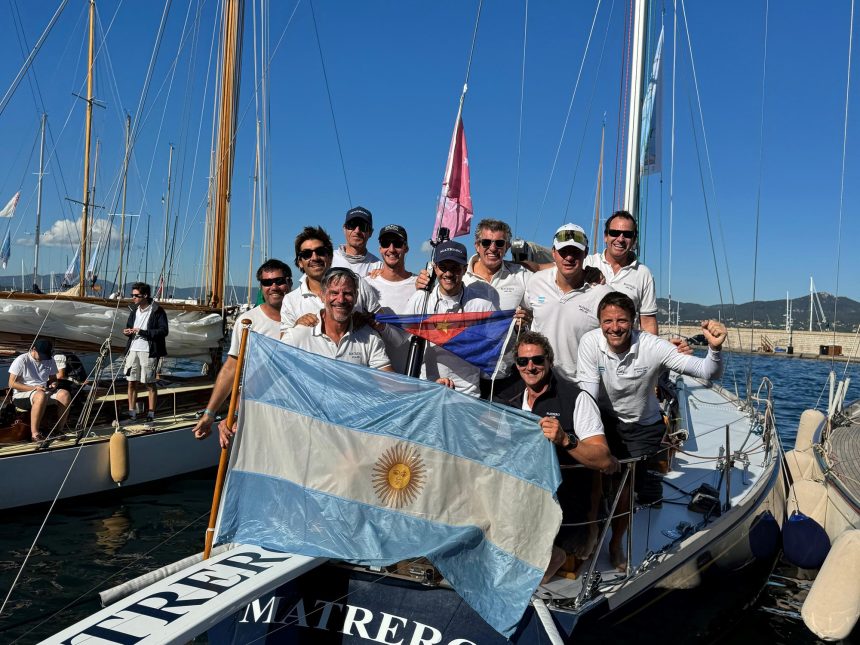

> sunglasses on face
[299,246,332,260]
[260,277,289,287]
[379,238,405,249]
[515,355,547,367]
[131,293,143,298]
[607,229,635,239]
[344,220,371,234]
[479,239,506,249]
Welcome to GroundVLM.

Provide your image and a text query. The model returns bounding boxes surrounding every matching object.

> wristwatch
[563,431,578,450]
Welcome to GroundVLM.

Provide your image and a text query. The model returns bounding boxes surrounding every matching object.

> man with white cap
[526,224,611,380]
[331,206,383,277]
[403,240,497,396]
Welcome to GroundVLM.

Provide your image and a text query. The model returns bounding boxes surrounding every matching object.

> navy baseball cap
[33,339,54,360]
[433,240,468,266]
[378,224,408,243]
[345,206,373,226]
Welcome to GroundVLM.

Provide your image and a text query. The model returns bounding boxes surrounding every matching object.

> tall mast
[79,0,96,297]
[592,118,606,247]
[33,113,47,291]
[809,276,814,332]
[118,114,130,294]
[159,144,174,297]
[622,0,648,221]
[209,0,245,309]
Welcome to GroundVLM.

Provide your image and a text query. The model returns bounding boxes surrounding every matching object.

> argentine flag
[215,333,563,637]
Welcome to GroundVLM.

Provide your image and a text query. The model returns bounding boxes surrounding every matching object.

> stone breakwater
[669,324,859,360]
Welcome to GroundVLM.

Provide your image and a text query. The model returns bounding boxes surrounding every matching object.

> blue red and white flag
[376,309,516,376]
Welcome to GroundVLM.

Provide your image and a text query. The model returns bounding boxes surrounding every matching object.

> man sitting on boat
[281,267,392,371]
[584,210,659,335]
[402,240,497,397]
[526,224,612,381]
[280,226,380,330]
[8,339,71,442]
[193,259,292,447]
[491,331,618,580]
[576,291,727,570]
[330,205,383,277]
[122,282,169,425]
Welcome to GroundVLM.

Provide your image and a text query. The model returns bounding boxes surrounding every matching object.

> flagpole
[203,318,251,559]
[488,317,519,402]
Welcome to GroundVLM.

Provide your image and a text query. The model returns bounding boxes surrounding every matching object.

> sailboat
[0,0,244,509]
[45,0,786,642]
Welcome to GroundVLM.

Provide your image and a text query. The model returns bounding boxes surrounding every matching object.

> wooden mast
[33,113,47,291]
[78,0,96,297]
[209,0,245,309]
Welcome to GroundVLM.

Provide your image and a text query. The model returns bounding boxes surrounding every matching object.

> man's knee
[31,390,49,406]
[55,390,72,406]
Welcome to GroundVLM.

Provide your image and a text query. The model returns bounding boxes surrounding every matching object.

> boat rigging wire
[308,0,352,206]
[0,0,69,119]
[831,0,854,361]
[512,0,528,238]
[748,0,769,358]
[531,0,603,240]
[666,0,676,324]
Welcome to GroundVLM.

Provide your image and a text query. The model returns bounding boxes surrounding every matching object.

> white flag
[0,192,20,218]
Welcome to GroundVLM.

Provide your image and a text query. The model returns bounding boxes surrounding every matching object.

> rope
[308,0,351,206]
[532,0,604,239]
[513,0,528,237]
[832,0,855,356]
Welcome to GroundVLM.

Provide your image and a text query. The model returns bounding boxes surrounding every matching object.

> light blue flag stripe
[243,332,561,493]
[218,471,544,637]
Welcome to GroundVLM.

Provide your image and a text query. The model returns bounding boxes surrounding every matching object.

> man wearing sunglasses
[331,206,383,277]
[280,226,380,331]
[193,259,292,446]
[583,210,658,335]
[122,282,169,424]
[365,224,416,373]
[526,224,612,380]
[491,331,618,580]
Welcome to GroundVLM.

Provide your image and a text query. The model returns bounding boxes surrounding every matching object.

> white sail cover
[0,298,223,361]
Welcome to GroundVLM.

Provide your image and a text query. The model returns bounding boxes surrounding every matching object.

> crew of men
[191,206,727,581]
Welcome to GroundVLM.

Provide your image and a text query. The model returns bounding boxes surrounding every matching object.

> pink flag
[432,113,472,240]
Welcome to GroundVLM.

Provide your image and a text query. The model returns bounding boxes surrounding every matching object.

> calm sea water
[1,352,859,644]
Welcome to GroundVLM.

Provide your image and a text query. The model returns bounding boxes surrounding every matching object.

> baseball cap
[33,339,54,360]
[553,224,588,252]
[433,240,468,266]
[378,224,408,243]
[344,206,373,226]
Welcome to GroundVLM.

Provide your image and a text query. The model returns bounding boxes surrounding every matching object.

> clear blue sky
[0,1,857,308]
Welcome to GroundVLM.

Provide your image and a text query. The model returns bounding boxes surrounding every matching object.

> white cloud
[16,217,120,247]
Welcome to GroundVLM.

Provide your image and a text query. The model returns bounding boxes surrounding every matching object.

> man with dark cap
[331,206,383,277]
[8,339,72,441]
[402,240,497,396]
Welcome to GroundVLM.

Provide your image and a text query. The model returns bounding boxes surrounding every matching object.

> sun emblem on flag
[372,444,426,508]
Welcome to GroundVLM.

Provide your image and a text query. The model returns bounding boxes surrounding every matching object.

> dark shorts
[603,416,667,459]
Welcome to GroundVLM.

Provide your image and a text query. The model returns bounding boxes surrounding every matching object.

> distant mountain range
[658,293,860,331]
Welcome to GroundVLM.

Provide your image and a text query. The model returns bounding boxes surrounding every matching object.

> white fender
[802,530,860,641]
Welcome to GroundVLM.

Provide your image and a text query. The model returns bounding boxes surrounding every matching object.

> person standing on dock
[584,210,658,334]
[122,282,168,424]
[193,259,292,447]
[330,206,383,277]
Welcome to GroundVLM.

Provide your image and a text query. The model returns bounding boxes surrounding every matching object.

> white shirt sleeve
[656,336,724,380]
[573,391,604,440]
[367,332,391,370]
[280,297,297,330]
[638,267,658,316]
[575,330,602,390]
[358,277,380,313]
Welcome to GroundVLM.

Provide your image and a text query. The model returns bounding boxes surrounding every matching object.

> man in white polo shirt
[8,339,71,441]
[403,240,497,397]
[463,218,531,311]
[330,206,383,277]
[584,210,658,334]
[526,224,611,380]
[282,267,392,371]
[281,226,379,330]
[366,224,416,373]
[193,258,292,447]
[576,290,726,570]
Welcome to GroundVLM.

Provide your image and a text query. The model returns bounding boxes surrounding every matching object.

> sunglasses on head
[379,238,405,249]
[607,229,635,239]
[479,239,506,249]
[554,229,587,246]
[515,355,547,367]
[345,219,371,233]
[299,246,332,260]
[260,277,289,287]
